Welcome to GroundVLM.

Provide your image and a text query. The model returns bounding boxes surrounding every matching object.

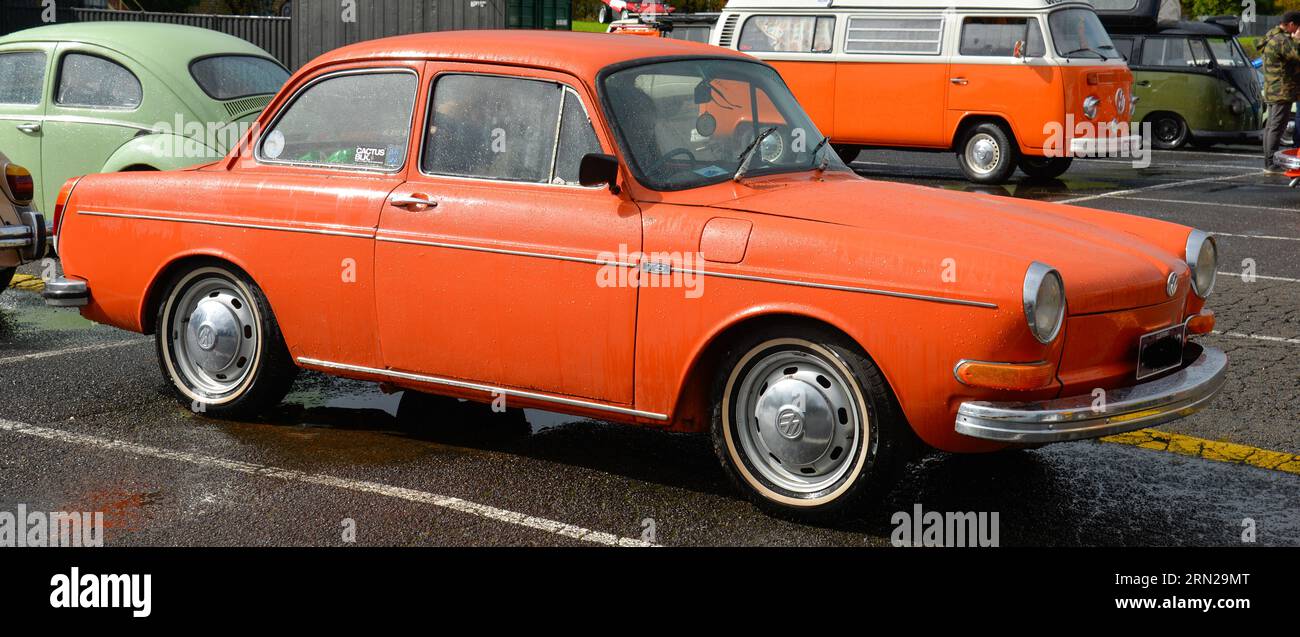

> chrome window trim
[1022,261,1064,344]
[418,72,606,190]
[376,234,637,268]
[0,114,157,133]
[77,210,374,239]
[254,67,419,175]
[296,356,670,421]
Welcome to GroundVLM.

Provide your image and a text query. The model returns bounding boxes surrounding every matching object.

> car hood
[708,178,1190,315]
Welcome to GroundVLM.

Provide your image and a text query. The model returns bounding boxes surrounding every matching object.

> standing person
[1262,12,1300,171]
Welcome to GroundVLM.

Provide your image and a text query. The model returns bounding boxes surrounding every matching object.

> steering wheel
[644,147,697,177]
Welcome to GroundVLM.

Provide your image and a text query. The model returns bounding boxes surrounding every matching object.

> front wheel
[155,264,297,417]
[711,324,907,518]
[1017,156,1073,181]
[0,267,14,297]
[1148,113,1189,150]
[956,123,1017,184]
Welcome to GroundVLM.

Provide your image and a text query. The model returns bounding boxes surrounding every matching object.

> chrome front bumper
[1272,150,1300,170]
[1070,134,1142,157]
[955,346,1227,444]
[0,211,46,261]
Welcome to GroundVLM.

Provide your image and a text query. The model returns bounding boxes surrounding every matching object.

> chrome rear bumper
[955,346,1227,444]
[0,211,46,261]
[43,277,89,307]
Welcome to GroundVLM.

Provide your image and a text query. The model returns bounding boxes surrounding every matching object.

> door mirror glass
[579,152,620,193]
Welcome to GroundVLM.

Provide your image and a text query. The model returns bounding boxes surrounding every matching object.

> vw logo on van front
[1166,272,1179,297]
[1115,89,1127,116]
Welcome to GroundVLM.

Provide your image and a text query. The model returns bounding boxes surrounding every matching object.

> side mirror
[579,153,621,194]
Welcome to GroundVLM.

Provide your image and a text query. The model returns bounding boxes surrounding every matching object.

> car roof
[0,22,279,69]
[305,29,749,79]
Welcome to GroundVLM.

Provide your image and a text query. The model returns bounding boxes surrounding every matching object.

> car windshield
[190,55,290,101]
[1048,8,1120,60]
[601,58,847,191]
[1206,37,1249,67]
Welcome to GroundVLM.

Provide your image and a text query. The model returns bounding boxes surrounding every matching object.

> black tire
[1017,155,1073,181]
[598,5,609,23]
[832,144,861,165]
[0,267,14,296]
[1147,113,1189,150]
[956,122,1017,184]
[155,263,297,417]
[710,322,909,519]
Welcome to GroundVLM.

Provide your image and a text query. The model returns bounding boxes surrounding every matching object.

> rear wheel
[1017,156,1073,181]
[833,144,861,165]
[155,264,297,417]
[711,323,907,518]
[1147,113,1189,150]
[957,122,1017,184]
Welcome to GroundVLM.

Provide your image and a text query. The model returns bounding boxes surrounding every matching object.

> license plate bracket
[1136,323,1186,381]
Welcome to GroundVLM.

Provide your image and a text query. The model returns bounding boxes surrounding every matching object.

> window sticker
[353,146,389,166]
[694,165,728,178]
[263,130,285,159]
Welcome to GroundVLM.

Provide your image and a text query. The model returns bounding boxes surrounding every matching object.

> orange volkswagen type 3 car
[44,31,1226,517]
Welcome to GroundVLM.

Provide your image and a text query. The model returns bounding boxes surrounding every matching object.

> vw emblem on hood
[1166,272,1179,297]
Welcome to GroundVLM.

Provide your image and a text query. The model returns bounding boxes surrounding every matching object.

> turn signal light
[3,163,33,205]
[1186,310,1215,335]
[52,176,81,243]
[954,360,1056,391]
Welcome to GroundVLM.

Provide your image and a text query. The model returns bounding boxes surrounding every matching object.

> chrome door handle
[950,77,968,85]
[389,194,437,210]
[16,122,41,134]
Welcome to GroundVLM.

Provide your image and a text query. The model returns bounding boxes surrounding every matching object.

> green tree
[1183,0,1277,18]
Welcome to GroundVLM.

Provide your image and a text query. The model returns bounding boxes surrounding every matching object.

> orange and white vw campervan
[712,0,1137,183]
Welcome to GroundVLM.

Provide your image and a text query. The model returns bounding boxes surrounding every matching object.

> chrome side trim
[376,234,637,268]
[78,210,374,239]
[0,114,158,133]
[955,346,1228,444]
[296,357,670,421]
[377,234,996,308]
[679,267,998,309]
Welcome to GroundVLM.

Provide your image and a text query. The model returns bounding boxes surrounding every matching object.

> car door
[946,15,1056,150]
[0,43,53,211]
[374,63,642,405]
[835,13,948,146]
[41,45,149,215]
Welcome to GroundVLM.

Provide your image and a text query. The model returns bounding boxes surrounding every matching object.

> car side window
[738,16,835,53]
[959,17,1045,57]
[1111,36,1135,62]
[259,71,417,171]
[423,74,599,185]
[55,53,141,109]
[0,52,46,105]
[1139,37,1212,68]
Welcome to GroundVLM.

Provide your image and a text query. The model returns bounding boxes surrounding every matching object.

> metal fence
[291,0,509,69]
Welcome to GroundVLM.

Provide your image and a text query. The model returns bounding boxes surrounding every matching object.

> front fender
[101,133,222,173]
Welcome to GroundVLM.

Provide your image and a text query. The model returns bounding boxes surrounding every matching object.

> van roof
[720,0,1092,10]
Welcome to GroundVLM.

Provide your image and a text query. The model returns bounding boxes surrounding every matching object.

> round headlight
[1083,96,1100,120]
[1023,262,1065,344]
[1185,229,1218,298]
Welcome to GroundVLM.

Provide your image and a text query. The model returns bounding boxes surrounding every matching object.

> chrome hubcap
[170,277,258,397]
[967,134,1000,173]
[733,348,862,494]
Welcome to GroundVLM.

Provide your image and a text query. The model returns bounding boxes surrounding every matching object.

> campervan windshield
[1049,8,1121,60]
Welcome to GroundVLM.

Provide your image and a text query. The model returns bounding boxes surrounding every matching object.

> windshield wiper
[810,135,831,173]
[734,126,777,182]
[1063,47,1106,59]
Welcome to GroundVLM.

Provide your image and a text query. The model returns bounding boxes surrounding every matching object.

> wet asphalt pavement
[0,145,1296,547]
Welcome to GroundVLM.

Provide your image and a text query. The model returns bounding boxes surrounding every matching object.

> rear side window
[56,53,141,109]
[0,51,45,105]
[259,71,417,171]
[845,16,944,55]
[1111,36,1135,61]
[1139,37,1212,68]
[190,55,289,101]
[738,15,835,53]
[423,74,602,185]
[959,17,1045,57]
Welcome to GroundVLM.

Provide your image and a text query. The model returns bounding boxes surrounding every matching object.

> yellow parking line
[1102,429,1300,475]
[7,273,44,292]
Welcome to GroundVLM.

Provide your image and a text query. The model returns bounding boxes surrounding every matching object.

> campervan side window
[1139,37,1212,68]
[738,15,835,53]
[959,18,1045,58]
[844,16,944,55]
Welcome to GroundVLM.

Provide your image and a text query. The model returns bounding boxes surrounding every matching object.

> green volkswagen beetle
[0,22,289,215]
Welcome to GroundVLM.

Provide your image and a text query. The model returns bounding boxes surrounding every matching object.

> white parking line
[1211,331,1300,346]
[0,339,149,366]
[1217,271,1300,283]
[1112,196,1300,214]
[0,418,657,547]
[1086,159,1260,171]
[1057,170,1266,204]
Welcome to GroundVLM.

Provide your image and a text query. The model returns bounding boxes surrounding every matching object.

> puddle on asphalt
[0,290,100,340]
